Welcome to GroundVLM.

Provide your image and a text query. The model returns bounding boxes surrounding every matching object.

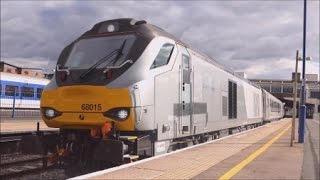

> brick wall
[2,66,43,78]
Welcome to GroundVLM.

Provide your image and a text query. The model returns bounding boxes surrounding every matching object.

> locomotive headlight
[117,109,128,120]
[46,109,55,118]
[41,107,62,119]
[103,108,130,121]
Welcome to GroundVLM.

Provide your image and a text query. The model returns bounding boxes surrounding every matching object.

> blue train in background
[0,72,49,110]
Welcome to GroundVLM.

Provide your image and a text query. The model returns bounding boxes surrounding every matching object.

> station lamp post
[298,0,308,144]
[290,50,311,147]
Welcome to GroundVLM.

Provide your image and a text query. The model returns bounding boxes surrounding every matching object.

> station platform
[0,118,57,133]
[72,118,310,180]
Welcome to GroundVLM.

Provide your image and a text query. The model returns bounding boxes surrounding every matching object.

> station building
[248,72,320,119]
[0,61,51,79]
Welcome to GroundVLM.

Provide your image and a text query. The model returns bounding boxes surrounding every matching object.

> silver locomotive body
[108,31,284,155]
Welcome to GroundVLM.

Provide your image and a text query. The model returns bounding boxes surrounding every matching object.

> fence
[0,90,42,119]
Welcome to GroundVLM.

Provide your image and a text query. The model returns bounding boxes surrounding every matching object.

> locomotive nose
[40,86,135,130]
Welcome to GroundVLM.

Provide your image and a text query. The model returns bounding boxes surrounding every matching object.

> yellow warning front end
[40,85,134,131]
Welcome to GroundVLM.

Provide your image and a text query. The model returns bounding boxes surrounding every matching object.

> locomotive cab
[42,19,152,130]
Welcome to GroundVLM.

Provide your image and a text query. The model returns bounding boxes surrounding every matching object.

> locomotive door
[179,45,192,134]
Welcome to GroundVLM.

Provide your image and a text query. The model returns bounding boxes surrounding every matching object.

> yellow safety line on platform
[218,125,291,180]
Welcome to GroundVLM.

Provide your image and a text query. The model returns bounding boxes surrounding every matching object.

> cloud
[1,1,319,79]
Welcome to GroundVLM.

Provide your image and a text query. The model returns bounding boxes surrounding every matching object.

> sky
[1,1,319,80]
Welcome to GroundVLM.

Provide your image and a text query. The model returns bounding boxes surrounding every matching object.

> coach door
[179,45,192,134]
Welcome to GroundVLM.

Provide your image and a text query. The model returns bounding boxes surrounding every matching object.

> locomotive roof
[84,19,231,73]
[79,18,261,89]
[81,18,188,47]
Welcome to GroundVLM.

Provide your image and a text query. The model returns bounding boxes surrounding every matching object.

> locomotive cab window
[5,85,19,96]
[64,34,136,70]
[150,43,174,69]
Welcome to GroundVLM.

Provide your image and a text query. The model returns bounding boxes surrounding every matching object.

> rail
[0,156,56,179]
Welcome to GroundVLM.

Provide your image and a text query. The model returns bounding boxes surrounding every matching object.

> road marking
[311,119,319,124]
[218,125,291,180]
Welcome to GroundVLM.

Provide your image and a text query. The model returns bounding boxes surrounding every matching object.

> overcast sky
[1,1,319,79]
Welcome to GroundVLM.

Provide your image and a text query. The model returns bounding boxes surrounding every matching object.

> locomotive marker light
[107,24,115,32]
[56,64,70,81]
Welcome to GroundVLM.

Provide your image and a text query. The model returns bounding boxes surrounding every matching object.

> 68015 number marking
[81,104,102,111]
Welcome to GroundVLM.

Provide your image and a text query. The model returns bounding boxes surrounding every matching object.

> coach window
[150,43,174,69]
[21,87,34,98]
[271,101,280,112]
[228,81,237,119]
[0,84,2,95]
[5,85,19,96]
[37,88,43,98]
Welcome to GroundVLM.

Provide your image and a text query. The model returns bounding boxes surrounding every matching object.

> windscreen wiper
[102,40,134,72]
[111,39,127,66]
[79,49,119,79]
[80,39,128,79]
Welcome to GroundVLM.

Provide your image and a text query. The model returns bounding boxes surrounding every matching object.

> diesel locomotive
[22,18,284,166]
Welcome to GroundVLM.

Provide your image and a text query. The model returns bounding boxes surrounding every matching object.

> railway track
[0,156,57,179]
[0,129,59,154]
[0,130,62,179]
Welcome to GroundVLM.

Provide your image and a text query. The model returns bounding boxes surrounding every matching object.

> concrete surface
[71,119,293,180]
[302,118,320,180]
[0,119,56,133]
[193,121,303,180]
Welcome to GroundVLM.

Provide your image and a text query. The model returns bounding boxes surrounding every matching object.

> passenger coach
[0,72,49,109]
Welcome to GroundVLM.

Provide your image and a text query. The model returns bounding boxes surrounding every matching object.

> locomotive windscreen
[64,34,136,70]
[54,18,176,86]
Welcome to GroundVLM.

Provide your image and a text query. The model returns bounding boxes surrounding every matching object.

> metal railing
[0,90,42,119]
